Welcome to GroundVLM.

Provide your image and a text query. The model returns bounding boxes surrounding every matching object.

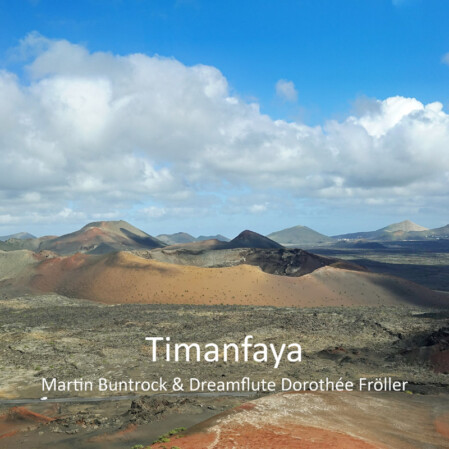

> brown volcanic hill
[225,230,283,249]
[381,219,428,233]
[26,251,447,308]
[38,220,165,255]
[267,225,334,247]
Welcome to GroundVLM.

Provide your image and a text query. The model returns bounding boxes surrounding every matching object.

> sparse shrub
[152,427,186,444]
[152,436,170,444]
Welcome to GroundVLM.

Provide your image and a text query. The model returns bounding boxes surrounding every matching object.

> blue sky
[2,0,448,123]
[0,0,448,237]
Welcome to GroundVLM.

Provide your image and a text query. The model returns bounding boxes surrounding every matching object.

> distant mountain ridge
[157,232,230,245]
[0,221,165,255]
[334,220,445,241]
[414,224,449,238]
[0,232,36,241]
[196,234,230,242]
[1,219,448,255]
[157,232,196,245]
[0,223,280,254]
[267,220,449,245]
[158,230,283,251]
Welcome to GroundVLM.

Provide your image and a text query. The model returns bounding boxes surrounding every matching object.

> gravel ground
[1,294,448,399]
[0,294,448,448]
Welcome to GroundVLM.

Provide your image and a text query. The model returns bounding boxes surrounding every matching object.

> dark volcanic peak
[227,230,283,249]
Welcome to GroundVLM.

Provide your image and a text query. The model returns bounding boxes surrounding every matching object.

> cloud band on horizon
[0,33,448,231]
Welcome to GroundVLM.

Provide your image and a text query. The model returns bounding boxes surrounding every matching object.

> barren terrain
[1,227,448,448]
[1,249,447,308]
[159,391,449,449]
[313,240,449,292]
[0,294,448,447]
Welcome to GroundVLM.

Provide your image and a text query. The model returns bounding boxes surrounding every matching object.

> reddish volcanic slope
[27,251,448,307]
[38,220,165,255]
[0,407,54,440]
[151,392,449,449]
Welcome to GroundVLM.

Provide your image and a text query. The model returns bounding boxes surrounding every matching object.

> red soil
[436,414,449,440]
[159,423,383,449]
[0,430,19,440]
[51,227,109,247]
[150,392,449,449]
[29,251,448,308]
[0,406,54,440]
[5,407,54,424]
[430,349,449,373]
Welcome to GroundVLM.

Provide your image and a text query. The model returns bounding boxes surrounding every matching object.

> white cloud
[0,33,449,232]
[275,79,298,103]
[442,52,449,66]
[351,96,423,138]
[249,203,268,214]
[142,206,167,218]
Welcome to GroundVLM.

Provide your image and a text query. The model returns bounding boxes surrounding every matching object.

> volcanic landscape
[0,220,448,448]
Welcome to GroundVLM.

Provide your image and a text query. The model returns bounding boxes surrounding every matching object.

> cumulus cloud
[249,203,268,214]
[442,52,449,66]
[275,79,298,102]
[0,33,448,233]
